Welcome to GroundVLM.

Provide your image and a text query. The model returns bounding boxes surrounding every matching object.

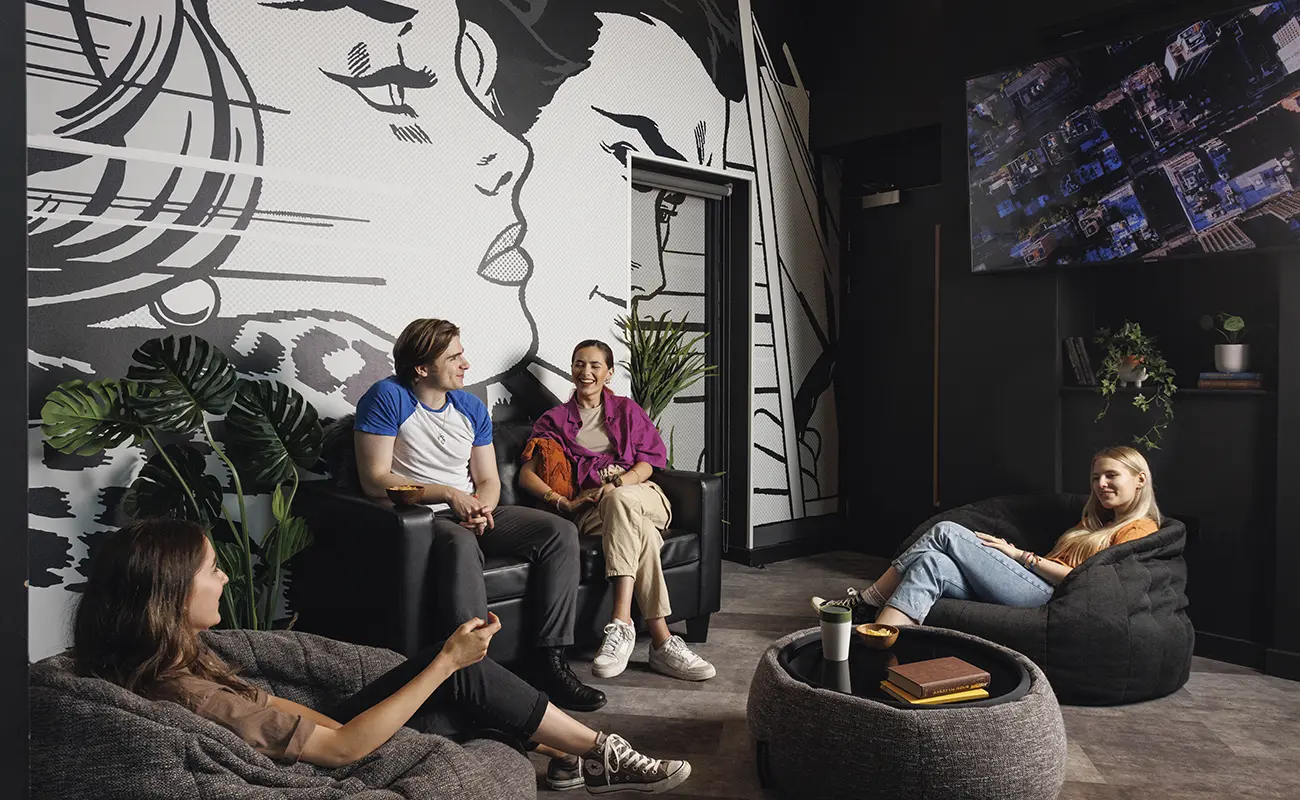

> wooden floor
[531,551,1300,799]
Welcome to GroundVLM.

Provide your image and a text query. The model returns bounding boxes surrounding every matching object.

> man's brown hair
[393,318,460,385]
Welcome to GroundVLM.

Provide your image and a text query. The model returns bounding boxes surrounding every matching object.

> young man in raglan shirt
[352,318,606,712]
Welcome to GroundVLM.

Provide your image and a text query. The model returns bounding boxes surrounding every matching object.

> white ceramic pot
[1214,344,1249,373]
[1117,358,1148,388]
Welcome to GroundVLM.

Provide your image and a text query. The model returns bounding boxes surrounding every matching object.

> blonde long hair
[1045,446,1161,566]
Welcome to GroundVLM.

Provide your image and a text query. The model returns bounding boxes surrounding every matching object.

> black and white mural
[26,0,840,658]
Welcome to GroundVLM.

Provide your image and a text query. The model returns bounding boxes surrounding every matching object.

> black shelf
[1060,386,1272,396]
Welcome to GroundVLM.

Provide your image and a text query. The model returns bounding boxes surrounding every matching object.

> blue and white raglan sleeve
[457,392,494,446]
[353,379,408,437]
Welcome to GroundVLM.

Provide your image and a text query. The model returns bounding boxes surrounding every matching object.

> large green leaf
[122,443,225,525]
[125,335,238,433]
[40,379,147,455]
[224,379,323,486]
[259,515,313,571]
[213,538,252,629]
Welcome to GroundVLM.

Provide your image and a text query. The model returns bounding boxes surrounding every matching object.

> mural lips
[477,221,532,285]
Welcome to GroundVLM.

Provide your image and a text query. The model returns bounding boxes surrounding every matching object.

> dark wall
[934,0,1267,509]
[3,0,28,792]
[822,0,1300,673]
[1274,267,1300,677]
[809,0,944,147]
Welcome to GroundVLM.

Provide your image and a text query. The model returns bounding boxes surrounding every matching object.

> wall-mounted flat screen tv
[967,2,1300,272]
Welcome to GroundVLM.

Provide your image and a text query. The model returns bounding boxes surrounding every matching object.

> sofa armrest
[653,469,723,613]
[289,480,437,656]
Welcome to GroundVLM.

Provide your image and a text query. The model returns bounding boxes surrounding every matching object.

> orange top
[1043,518,1159,568]
[521,436,577,500]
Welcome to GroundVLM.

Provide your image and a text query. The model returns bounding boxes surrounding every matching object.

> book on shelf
[886,656,991,699]
[1073,336,1096,385]
[1197,379,1263,390]
[879,680,991,705]
[1063,338,1085,385]
[1199,372,1262,380]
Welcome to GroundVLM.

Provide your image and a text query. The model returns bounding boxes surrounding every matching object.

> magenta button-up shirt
[527,389,668,490]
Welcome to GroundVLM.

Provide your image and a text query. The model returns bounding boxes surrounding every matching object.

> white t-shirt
[353,377,492,511]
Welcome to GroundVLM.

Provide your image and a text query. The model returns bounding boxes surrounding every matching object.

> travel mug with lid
[819,603,852,661]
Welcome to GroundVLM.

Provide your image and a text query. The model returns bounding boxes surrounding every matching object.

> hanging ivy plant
[1094,320,1178,450]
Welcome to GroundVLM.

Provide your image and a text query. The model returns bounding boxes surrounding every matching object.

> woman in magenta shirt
[521,340,716,683]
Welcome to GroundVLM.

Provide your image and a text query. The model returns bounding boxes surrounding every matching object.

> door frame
[626,153,753,552]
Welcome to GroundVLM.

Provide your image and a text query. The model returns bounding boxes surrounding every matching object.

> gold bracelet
[542,489,556,504]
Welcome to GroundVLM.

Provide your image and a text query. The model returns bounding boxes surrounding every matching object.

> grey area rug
[531,551,1300,800]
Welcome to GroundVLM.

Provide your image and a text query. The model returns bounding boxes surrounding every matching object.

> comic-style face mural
[203,1,536,382]
[29,0,536,420]
[518,11,729,380]
[27,0,842,660]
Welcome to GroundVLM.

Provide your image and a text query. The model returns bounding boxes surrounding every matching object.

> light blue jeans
[886,521,1054,624]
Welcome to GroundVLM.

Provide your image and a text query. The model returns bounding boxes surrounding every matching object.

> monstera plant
[40,335,323,630]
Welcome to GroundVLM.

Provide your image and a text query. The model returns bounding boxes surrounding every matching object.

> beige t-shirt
[575,405,626,482]
[166,674,316,763]
[575,405,613,453]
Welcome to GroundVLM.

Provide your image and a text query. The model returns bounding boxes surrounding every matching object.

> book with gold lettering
[879,680,990,705]
[886,656,991,698]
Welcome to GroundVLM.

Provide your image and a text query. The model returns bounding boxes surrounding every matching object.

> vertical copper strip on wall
[933,222,941,507]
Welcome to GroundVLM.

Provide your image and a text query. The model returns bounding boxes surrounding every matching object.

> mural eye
[601,140,639,166]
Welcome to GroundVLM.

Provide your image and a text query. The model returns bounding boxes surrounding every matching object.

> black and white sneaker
[582,733,691,795]
[546,753,585,791]
[810,586,879,622]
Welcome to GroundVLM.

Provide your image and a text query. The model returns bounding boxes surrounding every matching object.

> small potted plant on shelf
[1094,320,1178,451]
[1199,312,1248,372]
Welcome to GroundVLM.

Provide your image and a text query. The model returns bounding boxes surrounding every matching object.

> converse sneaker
[810,585,879,623]
[546,753,584,791]
[592,619,637,678]
[583,732,691,795]
[647,635,716,681]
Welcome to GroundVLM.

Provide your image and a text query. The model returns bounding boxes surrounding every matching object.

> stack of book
[879,656,991,705]
[1197,371,1264,390]
[1063,336,1096,386]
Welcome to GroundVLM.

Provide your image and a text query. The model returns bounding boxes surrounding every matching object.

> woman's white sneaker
[591,619,636,678]
[648,635,716,681]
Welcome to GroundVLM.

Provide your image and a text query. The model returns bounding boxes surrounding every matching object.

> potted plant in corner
[1200,312,1248,373]
[40,334,323,631]
[1094,320,1178,450]
[615,303,717,469]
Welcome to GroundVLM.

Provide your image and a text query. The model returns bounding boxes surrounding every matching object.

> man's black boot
[534,646,607,712]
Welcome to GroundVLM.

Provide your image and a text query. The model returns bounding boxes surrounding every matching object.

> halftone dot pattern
[24,1,842,656]
[750,61,840,520]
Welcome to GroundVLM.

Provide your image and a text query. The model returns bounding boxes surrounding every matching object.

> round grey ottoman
[746,627,1067,800]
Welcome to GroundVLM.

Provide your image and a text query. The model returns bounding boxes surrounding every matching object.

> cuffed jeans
[886,521,1054,624]
[573,482,674,620]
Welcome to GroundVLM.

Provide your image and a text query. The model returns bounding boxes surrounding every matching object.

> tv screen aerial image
[967,2,1300,272]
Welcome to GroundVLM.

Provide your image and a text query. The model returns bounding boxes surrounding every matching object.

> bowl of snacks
[386,484,424,506]
[853,622,899,650]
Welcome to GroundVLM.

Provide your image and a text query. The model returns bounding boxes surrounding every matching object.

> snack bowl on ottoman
[746,626,1067,800]
[853,623,899,649]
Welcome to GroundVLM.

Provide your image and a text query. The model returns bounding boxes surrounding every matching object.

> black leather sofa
[895,493,1195,705]
[287,419,723,664]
